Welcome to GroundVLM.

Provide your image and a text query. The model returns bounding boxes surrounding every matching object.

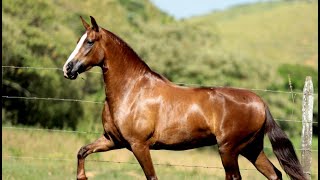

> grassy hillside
[188,1,318,67]
[2,0,318,135]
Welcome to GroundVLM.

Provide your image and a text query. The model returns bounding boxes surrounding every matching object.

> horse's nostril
[67,63,72,69]
[66,62,74,72]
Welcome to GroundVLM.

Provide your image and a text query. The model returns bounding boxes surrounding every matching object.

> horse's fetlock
[273,169,282,180]
[148,176,158,180]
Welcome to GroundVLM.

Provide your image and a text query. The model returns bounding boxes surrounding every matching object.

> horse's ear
[80,16,90,30]
[90,16,99,32]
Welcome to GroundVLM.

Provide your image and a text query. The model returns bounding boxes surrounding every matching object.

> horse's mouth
[64,72,78,80]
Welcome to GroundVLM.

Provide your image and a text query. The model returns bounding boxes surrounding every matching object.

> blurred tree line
[2,0,318,136]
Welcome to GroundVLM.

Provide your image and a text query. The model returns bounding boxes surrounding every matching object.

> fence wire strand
[2,126,101,134]
[2,95,317,124]
[2,155,318,175]
[1,95,104,104]
[2,155,249,170]
[3,65,318,95]
[2,126,318,152]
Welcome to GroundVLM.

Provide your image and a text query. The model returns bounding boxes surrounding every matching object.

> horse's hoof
[77,176,88,180]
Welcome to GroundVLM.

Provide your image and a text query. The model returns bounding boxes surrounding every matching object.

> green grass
[2,128,318,179]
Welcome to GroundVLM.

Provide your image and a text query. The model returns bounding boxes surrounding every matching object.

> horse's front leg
[77,134,119,180]
[131,143,158,180]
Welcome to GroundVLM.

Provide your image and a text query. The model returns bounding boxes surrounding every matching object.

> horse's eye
[87,40,94,46]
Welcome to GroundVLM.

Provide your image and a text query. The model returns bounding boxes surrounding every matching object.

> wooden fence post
[301,76,313,180]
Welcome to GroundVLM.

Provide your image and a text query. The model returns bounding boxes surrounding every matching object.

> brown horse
[63,16,306,180]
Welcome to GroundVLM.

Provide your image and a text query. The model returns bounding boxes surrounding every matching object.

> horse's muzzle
[63,61,84,80]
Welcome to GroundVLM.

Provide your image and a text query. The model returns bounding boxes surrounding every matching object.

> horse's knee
[218,144,234,154]
[77,146,88,159]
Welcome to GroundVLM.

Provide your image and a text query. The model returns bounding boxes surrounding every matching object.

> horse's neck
[101,33,150,104]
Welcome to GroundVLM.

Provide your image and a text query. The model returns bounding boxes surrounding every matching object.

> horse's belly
[150,129,217,150]
[151,101,217,150]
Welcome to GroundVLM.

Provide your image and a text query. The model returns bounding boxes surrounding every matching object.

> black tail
[265,106,306,180]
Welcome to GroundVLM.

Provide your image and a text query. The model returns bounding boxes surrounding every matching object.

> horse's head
[63,16,105,79]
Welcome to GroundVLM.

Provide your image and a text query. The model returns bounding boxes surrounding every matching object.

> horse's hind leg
[240,131,282,180]
[77,134,119,180]
[242,150,282,180]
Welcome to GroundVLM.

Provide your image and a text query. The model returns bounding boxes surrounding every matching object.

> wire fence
[2,126,318,152]
[2,155,318,175]
[2,65,318,176]
[1,95,104,104]
[2,155,239,170]
[2,124,318,175]
[2,65,318,124]
[1,95,317,124]
[3,65,318,95]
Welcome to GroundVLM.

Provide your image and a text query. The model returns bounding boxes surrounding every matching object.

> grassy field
[2,128,318,180]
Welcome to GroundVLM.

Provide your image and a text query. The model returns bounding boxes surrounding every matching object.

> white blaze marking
[63,33,87,73]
